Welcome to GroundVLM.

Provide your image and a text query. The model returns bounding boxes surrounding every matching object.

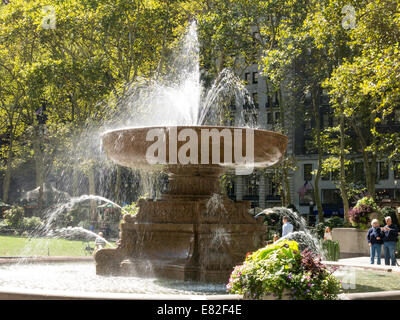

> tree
[324,0,400,200]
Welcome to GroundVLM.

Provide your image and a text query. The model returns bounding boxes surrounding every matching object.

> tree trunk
[278,89,291,206]
[72,165,79,197]
[339,112,350,222]
[2,126,15,203]
[312,87,324,222]
[352,122,376,199]
[32,127,45,207]
[2,147,13,203]
[87,164,96,222]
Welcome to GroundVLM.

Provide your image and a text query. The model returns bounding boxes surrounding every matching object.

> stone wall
[332,228,370,258]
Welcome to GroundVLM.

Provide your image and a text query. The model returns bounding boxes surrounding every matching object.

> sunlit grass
[0,235,114,256]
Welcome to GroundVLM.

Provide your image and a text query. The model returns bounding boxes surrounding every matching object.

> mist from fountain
[19,21,258,250]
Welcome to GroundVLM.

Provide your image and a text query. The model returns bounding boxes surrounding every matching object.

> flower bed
[227,240,341,300]
[348,196,381,230]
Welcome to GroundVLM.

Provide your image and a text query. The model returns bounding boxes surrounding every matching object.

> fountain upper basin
[102,126,288,171]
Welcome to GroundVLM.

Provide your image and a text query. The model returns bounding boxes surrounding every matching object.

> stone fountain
[95,125,288,283]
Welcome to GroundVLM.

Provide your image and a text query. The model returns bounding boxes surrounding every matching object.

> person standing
[282,216,293,237]
[381,216,398,266]
[367,219,383,265]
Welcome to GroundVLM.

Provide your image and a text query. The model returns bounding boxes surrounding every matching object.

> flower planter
[331,228,370,258]
[244,290,291,300]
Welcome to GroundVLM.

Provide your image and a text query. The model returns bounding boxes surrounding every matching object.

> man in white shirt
[282,216,294,237]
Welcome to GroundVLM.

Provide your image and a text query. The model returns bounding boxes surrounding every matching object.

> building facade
[227,63,400,216]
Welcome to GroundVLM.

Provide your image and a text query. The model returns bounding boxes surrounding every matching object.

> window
[228,112,235,126]
[322,171,330,181]
[274,112,280,123]
[378,162,389,180]
[252,31,260,42]
[267,112,273,124]
[303,164,313,181]
[267,179,279,197]
[354,161,364,178]
[394,161,400,180]
[244,173,259,197]
[244,73,250,84]
[322,189,342,205]
[321,94,330,105]
[332,116,339,127]
[252,92,258,107]
[252,72,258,84]
[395,110,400,123]
[331,169,339,181]
[244,111,258,124]
[273,92,279,107]
[322,113,330,128]
[265,96,271,108]
[299,189,314,206]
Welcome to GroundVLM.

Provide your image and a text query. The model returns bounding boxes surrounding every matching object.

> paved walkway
[323,256,400,273]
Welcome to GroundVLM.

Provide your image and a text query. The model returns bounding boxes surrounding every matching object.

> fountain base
[95,196,266,283]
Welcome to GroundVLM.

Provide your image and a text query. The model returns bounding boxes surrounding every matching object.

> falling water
[14,21,260,261]
[41,194,128,231]
[257,207,322,255]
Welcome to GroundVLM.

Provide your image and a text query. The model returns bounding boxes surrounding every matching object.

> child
[367,219,383,265]
[324,226,333,241]
[95,232,106,251]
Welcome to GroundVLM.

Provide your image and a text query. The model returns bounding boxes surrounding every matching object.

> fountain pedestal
[95,166,266,283]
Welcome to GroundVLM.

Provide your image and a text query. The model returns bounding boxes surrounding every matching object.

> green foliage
[322,240,340,261]
[314,216,344,239]
[77,220,91,230]
[247,239,299,262]
[380,207,399,226]
[122,202,139,216]
[355,196,379,212]
[348,196,381,230]
[3,206,24,228]
[227,240,341,300]
[21,216,43,231]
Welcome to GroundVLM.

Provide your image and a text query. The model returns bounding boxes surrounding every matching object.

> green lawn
[0,235,114,256]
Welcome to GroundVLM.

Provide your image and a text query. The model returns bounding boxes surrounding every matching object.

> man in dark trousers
[367,219,383,265]
[381,216,398,266]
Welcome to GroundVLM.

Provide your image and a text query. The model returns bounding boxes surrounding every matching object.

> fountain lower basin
[0,260,232,299]
[1,260,400,300]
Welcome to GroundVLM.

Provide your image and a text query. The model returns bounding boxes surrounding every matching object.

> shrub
[227,240,342,300]
[348,197,381,230]
[314,217,345,239]
[78,220,91,230]
[380,207,399,226]
[0,220,14,235]
[122,202,139,216]
[356,196,379,211]
[3,206,24,228]
[328,216,345,229]
[21,216,43,231]
[348,206,370,229]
